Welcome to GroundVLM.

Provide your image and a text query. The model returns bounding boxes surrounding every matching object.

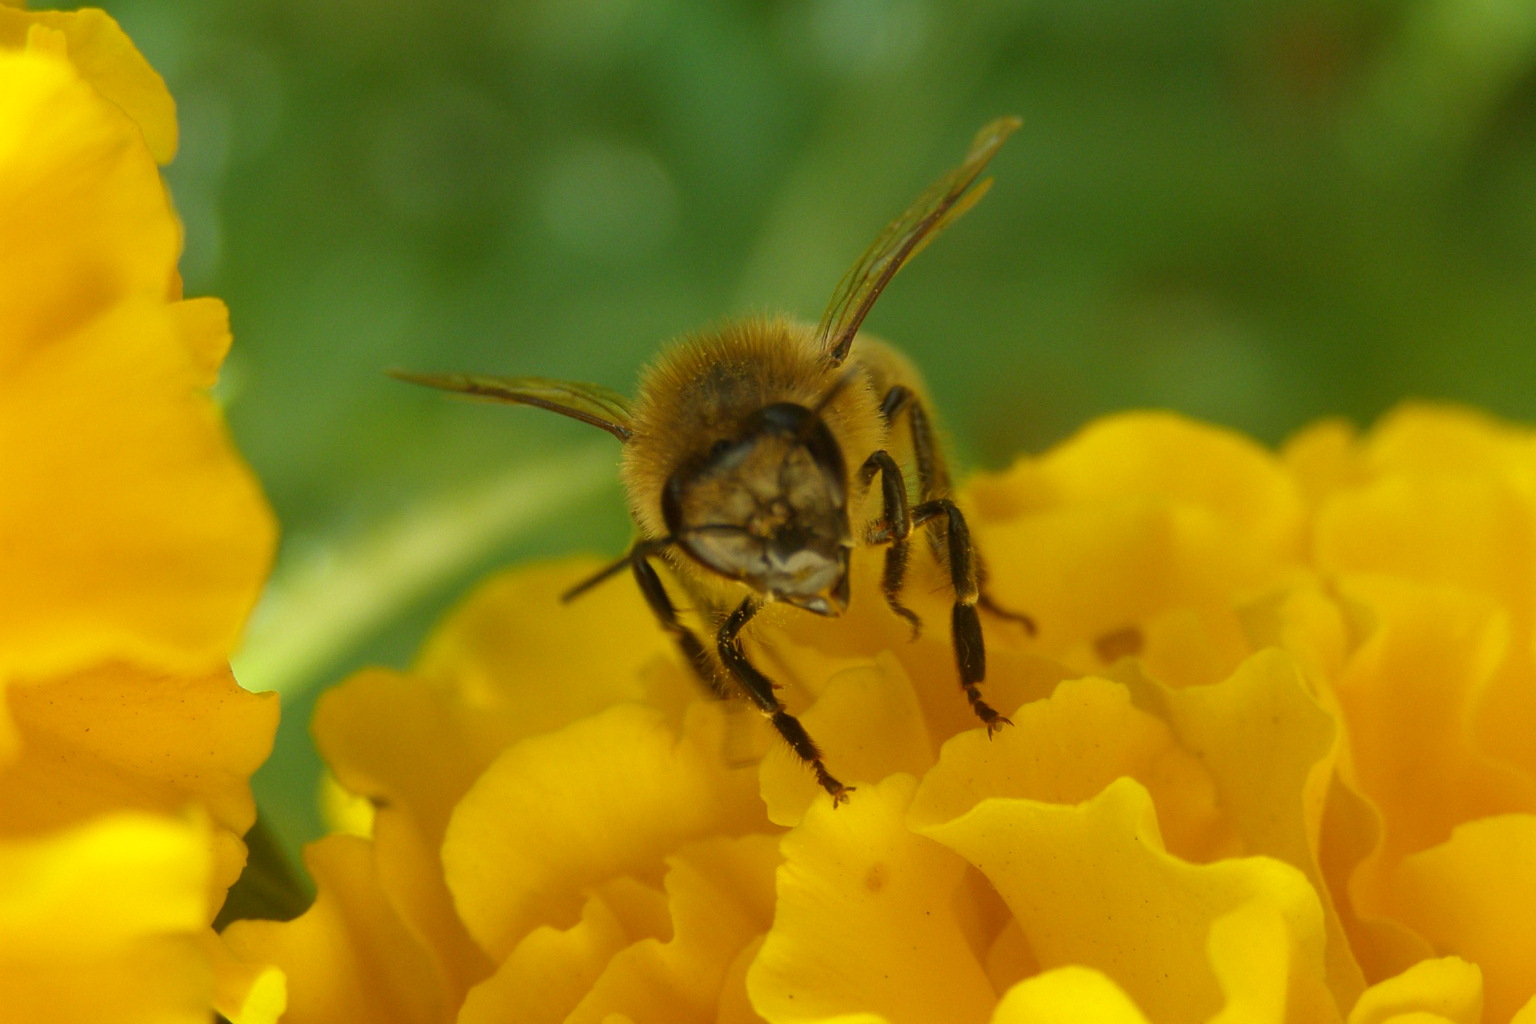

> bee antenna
[802,367,862,438]
[562,537,676,603]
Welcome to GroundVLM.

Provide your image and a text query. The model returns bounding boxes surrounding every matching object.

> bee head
[663,402,852,615]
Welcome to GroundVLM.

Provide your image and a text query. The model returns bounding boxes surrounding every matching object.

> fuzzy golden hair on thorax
[621,316,886,544]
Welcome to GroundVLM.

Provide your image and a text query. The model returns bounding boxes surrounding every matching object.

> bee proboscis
[394,118,1033,804]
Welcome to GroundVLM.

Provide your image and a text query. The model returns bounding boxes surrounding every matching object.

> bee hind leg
[718,597,852,805]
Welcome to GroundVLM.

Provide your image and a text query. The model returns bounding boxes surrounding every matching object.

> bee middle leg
[717,597,851,805]
[880,384,1036,636]
[911,497,1012,734]
[858,450,921,638]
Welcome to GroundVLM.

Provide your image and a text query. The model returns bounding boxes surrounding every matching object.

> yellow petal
[718,934,771,1024]
[443,701,767,960]
[969,412,1302,657]
[1362,403,1535,478]
[221,835,449,1024]
[1,293,274,681]
[747,774,996,1024]
[0,50,272,682]
[313,561,700,1008]
[0,663,276,904]
[314,667,500,1002]
[488,834,780,1024]
[1136,602,1253,689]
[0,52,176,345]
[203,929,288,1024]
[1336,581,1536,868]
[1378,815,1536,1023]
[1281,417,1367,507]
[1301,405,1536,790]
[1316,469,1535,620]
[0,813,213,1024]
[1149,648,1364,1003]
[0,9,176,161]
[317,666,482,848]
[459,884,639,1024]
[1206,897,1327,1024]
[918,777,1332,1024]
[758,655,936,826]
[760,555,1070,760]
[909,675,1230,863]
[992,966,1152,1024]
[412,560,673,743]
[1346,957,1481,1024]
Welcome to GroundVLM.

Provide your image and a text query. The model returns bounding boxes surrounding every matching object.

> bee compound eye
[708,438,732,458]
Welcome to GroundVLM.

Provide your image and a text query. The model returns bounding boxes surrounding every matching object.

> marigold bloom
[224,404,1536,1022]
[0,12,277,1023]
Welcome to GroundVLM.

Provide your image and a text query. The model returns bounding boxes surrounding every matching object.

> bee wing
[815,116,1021,368]
[389,369,634,441]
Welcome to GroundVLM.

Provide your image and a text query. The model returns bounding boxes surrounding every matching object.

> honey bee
[394,118,1033,804]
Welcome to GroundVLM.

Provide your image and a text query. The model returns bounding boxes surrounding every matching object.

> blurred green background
[78,0,1536,866]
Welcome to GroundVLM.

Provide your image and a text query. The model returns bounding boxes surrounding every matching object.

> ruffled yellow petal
[758,548,1067,758]
[204,929,288,1024]
[992,966,1152,1024]
[0,52,175,343]
[0,17,275,1024]
[1346,957,1481,1024]
[464,834,778,1024]
[459,884,636,1024]
[221,836,449,1024]
[908,675,1230,862]
[968,412,1302,660]
[0,813,212,1024]
[758,654,936,826]
[1361,403,1536,478]
[748,774,996,1024]
[313,669,494,999]
[1,294,273,684]
[230,402,1536,1022]
[1316,468,1534,621]
[0,663,276,905]
[1336,581,1536,870]
[0,51,273,685]
[1376,815,1536,1022]
[443,700,768,961]
[0,9,176,161]
[1281,417,1367,508]
[918,777,1332,1023]
[1146,649,1368,1003]
[411,560,672,746]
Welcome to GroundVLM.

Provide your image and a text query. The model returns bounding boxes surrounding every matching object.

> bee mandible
[394,118,1034,805]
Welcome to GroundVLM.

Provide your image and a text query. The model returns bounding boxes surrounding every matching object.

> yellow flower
[223,403,1536,1022]
[0,13,278,1024]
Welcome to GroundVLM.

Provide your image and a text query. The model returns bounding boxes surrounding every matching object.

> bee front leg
[717,597,851,805]
[912,498,1012,734]
[857,450,921,639]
